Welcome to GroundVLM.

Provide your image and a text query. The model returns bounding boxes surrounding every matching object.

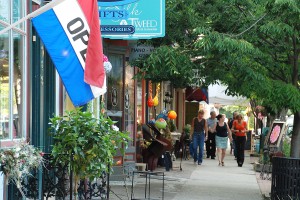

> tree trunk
[291,111,300,158]
[277,108,288,121]
[267,114,275,127]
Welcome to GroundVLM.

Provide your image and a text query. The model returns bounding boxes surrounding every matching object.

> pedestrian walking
[231,114,248,167]
[190,110,208,165]
[214,114,232,166]
[206,111,217,159]
[228,111,238,159]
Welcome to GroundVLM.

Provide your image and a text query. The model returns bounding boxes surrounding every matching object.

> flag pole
[0,0,67,35]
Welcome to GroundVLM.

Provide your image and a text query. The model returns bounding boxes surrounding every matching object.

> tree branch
[225,14,266,38]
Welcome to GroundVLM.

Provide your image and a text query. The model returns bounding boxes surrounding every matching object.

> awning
[208,84,248,106]
[185,87,209,103]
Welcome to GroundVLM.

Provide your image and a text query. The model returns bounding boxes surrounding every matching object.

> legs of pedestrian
[240,137,246,165]
[164,152,172,171]
[211,133,216,159]
[236,137,241,166]
[205,139,210,158]
[217,147,222,166]
[198,133,205,165]
[221,149,226,166]
[193,134,199,164]
[236,136,246,167]
[233,138,237,159]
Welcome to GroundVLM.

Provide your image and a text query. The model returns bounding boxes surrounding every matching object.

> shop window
[0,0,9,24]
[106,53,124,130]
[0,0,26,144]
[0,37,9,140]
[124,62,135,146]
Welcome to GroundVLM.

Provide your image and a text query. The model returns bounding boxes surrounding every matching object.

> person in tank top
[213,114,232,166]
[190,109,208,165]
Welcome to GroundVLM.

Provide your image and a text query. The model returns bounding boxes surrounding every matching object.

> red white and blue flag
[32,0,106,106]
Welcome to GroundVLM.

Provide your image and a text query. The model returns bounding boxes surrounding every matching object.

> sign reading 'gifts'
[98,0,165,39]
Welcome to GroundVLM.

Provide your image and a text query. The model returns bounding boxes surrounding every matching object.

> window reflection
[125,63,135,146]
[0,36,9,139]
[0,0,9,24]
[106,54,124,130]
[0,0,25,142]
[13,32,24,138]
[136,79,142,131]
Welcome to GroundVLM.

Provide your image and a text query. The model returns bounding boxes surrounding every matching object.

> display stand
[131,171,165,200]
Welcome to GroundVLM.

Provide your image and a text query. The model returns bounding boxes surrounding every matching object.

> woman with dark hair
[190,110,208,165]
[231,114,248,167]
[213,114,232,166]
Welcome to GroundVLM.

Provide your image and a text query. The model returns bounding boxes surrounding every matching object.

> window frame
[0,0,27,145]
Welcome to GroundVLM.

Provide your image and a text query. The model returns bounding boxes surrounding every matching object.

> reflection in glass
[106,54,123,130]
[13,0,22,24]
[13,32,24,138]
[136,79,142,130]
[0,35,9,139]
[0,0,9,24]
[124,63,135,146]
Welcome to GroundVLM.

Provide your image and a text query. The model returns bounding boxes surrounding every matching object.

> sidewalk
[109,152,265,200]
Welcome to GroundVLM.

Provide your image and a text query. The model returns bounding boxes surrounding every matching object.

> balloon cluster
[148,109,177,129]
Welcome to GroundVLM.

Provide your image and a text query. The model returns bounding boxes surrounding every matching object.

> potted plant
[0,142,44,197]
[49,108,130,199]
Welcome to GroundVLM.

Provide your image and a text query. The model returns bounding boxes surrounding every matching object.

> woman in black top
[190,110,208,165]
[213,114,232,166]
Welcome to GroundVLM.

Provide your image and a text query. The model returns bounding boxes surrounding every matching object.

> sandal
[222,162,224,166]
[218,162,221,166]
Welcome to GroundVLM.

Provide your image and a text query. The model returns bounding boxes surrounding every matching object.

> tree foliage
[133,46,194,88]
[140,0,300,156]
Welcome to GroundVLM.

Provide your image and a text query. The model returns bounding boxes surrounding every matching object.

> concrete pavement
[109,152,264,200]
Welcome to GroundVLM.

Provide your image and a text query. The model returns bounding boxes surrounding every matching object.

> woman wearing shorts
[214,114,232,166]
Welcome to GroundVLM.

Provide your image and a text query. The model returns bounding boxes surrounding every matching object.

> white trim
[55,71,60,116]
[0,172,3,200]
[22,0,27,140]
[0,20,26,35]
[9,0,14,140]
[96,96,100,119]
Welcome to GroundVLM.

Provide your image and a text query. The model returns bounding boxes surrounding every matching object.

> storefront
[0,0,166,197]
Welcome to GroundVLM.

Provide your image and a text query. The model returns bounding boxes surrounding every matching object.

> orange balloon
[147,98,154,107]
[168,110,177,119]
[116,160,122,165]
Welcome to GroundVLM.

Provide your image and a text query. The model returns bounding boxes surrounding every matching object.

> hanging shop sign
[129,44,155,61]
[98,0,165,39]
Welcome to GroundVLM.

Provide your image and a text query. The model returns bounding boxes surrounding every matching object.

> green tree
[136,0,300,157]
[194,0,300,157]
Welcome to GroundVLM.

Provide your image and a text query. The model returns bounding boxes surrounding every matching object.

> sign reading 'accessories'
[98,0,165,39]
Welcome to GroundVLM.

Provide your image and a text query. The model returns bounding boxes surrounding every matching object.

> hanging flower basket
[0,142,44,197]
